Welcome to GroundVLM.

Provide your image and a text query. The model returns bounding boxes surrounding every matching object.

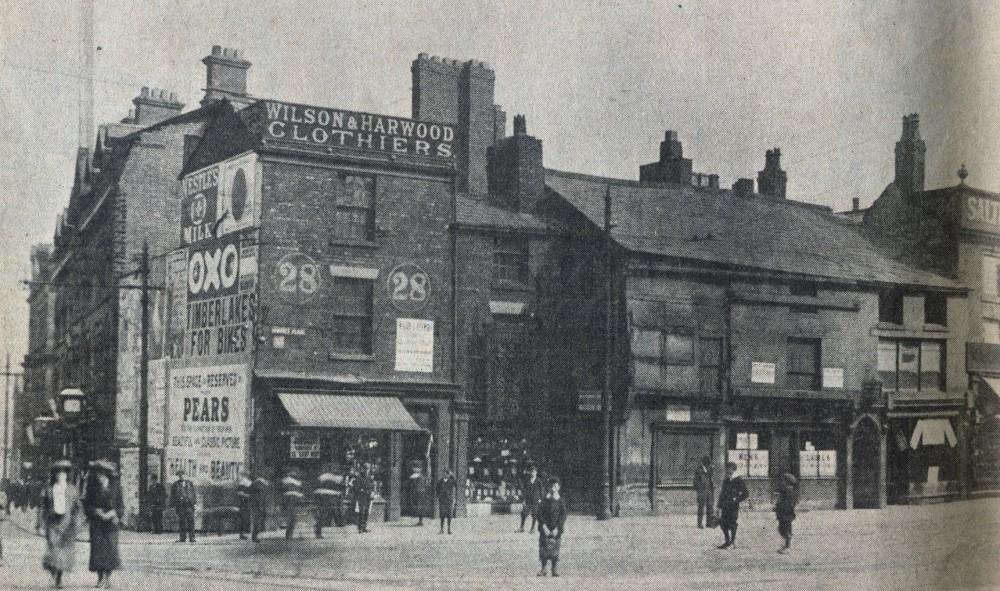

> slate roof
[455,194,551,232]
[544,169,960,289]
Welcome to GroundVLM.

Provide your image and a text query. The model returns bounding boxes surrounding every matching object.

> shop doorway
[401,406,435,518]
[852,417,881,508]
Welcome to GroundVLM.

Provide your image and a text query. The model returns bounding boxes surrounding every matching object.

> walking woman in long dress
[85,460,123,588]
[35,459,82,588]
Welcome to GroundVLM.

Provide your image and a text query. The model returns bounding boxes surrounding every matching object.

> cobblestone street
[2,499,998,589]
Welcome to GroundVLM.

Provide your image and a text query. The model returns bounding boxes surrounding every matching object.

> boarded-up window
[786,338,821,390]
[699,337,723,394]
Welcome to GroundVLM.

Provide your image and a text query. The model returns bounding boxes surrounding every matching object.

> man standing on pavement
[519,464,543,533]
[236,476,252,540]
[313,471,341,539]
[353,463,374,534]
[694,456,715,529]
[170,469,197,543]
[436,469,457,535]
[716,462,748,549]
[147,473,167,534]
[249,476,269,542]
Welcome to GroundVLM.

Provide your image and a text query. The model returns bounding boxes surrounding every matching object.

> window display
[466,433,535,505]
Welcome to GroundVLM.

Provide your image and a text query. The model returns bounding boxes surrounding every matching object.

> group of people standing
[35,458,123,588]
[694,456,800,553]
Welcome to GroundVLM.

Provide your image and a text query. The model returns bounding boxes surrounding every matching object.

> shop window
[798,431,837,479]
[328,278,373,354]
[493,238,530,284]
[924,293,947,326]
[699,337,723,395]
[879,290,904,324]
[631,329,694,368]
[786,338,821,390]
[727,430,770,478]
[789,281,818,314]
[655,430,713,486]
[334,174,375,242]
[877,339,945,392]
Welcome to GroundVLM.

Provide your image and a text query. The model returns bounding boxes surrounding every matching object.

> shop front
[886,407,967,504]
[967,344,1000,495]
[253,382,454,524]
[465,420,540,517]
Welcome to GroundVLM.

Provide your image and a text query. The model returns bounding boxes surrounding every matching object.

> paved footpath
[1,499,998,590]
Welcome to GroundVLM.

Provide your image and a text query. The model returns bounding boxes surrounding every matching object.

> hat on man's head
[50,459,73,473]
[725,462,738,472]
[176,468,186,476]
[782,473,798,486]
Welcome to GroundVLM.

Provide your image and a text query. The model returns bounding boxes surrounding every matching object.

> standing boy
[693,456,714,529]
[170,469,197,543]
[519,464,544,533]
[775,473,799,553]
[716,462,748,549]
[436,469,457,535]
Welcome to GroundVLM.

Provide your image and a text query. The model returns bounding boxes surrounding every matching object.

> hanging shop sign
[387,263,431,312]
[395,318,434,373]
[166,363,249,484]
[290,431,321,459]
[259,100,455,160]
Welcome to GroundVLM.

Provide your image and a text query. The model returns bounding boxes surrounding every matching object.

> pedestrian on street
[536,477,566,578]
[435,469,457,535]
[716,462,749,549]
[36,459,82,589]
[170,469,197,543]
[313,471,341,539]
[775,472,799,554]
[694,455,715,529]
[236,476,252,540]
[280,469,304,540]
[405,459,431,527]
[519,464,544,533]
[85,460,123,588]
[353,464,374,534]
[249,477,269,542]
[147,474,167,534]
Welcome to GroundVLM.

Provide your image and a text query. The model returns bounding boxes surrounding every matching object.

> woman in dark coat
[404,459,432,526]
[85,460,123,588]
[536,477,566,577]
[716,462,749,549]
[36,459,82,589]
[775,472,799,553]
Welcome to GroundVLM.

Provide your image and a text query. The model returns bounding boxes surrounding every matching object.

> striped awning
[277,393,423,432]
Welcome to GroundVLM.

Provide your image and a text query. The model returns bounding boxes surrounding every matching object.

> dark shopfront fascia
[251,376,458,523]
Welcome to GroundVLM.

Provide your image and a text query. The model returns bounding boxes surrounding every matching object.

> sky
[1,0,999,370]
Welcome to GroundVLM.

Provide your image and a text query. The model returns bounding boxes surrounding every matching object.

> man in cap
[313,470,342,539]
[353,463,374,534]
[519,463,544,533]
[170,468,197,543]
[147,473,167,534]
[694,455,715,529]
[775,472,799,553]
[716,462,748,549]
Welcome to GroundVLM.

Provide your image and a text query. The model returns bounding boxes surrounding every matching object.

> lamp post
[59,388,85,460]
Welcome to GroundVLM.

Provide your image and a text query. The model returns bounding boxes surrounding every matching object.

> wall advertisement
[165,363,249,484]
[176,152,261,359]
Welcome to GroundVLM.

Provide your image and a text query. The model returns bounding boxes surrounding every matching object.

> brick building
[20,46,253,523]
[860,114,1000,501]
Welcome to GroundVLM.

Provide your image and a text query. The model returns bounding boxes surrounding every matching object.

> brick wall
[255,159,455,382]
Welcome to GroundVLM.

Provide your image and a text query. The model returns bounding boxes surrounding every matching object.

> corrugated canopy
[277,393,423,432]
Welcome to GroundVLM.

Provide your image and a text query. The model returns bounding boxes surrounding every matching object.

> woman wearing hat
[775,472,799,554]
[35,459,82,588]
[85,460,123,588]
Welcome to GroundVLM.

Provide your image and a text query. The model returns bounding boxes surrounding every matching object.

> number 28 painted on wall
[388,263,430,312]
[275,252,320,304]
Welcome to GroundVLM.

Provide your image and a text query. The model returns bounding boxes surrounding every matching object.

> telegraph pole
[598,186,613,521]
[3,353,10,482]
[138,242,150,530]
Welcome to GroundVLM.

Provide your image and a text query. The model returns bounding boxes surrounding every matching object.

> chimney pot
[141,86,149,97]
[212,45,222,56]
[513,114,527,136]
[852,197,860,211]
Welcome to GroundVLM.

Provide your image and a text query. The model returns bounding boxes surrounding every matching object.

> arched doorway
[852,417,881,508]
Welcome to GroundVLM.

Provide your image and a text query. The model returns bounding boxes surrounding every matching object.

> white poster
[823,367,845,389]
[395,318,434,373]
[751,362,776,384]
[165,363,249,484]
[665,405,691,422]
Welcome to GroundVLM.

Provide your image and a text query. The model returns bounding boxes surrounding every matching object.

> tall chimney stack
[201,46,253,108]
[894,113,926,199]
[639,130,693,185]
[757,148,787,199]
[132,87,184,126]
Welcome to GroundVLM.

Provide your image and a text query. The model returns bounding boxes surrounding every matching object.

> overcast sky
[1,0,998,368]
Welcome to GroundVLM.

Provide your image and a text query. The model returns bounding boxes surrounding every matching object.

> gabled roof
[544,169,960,290]
[455,194,551,233]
